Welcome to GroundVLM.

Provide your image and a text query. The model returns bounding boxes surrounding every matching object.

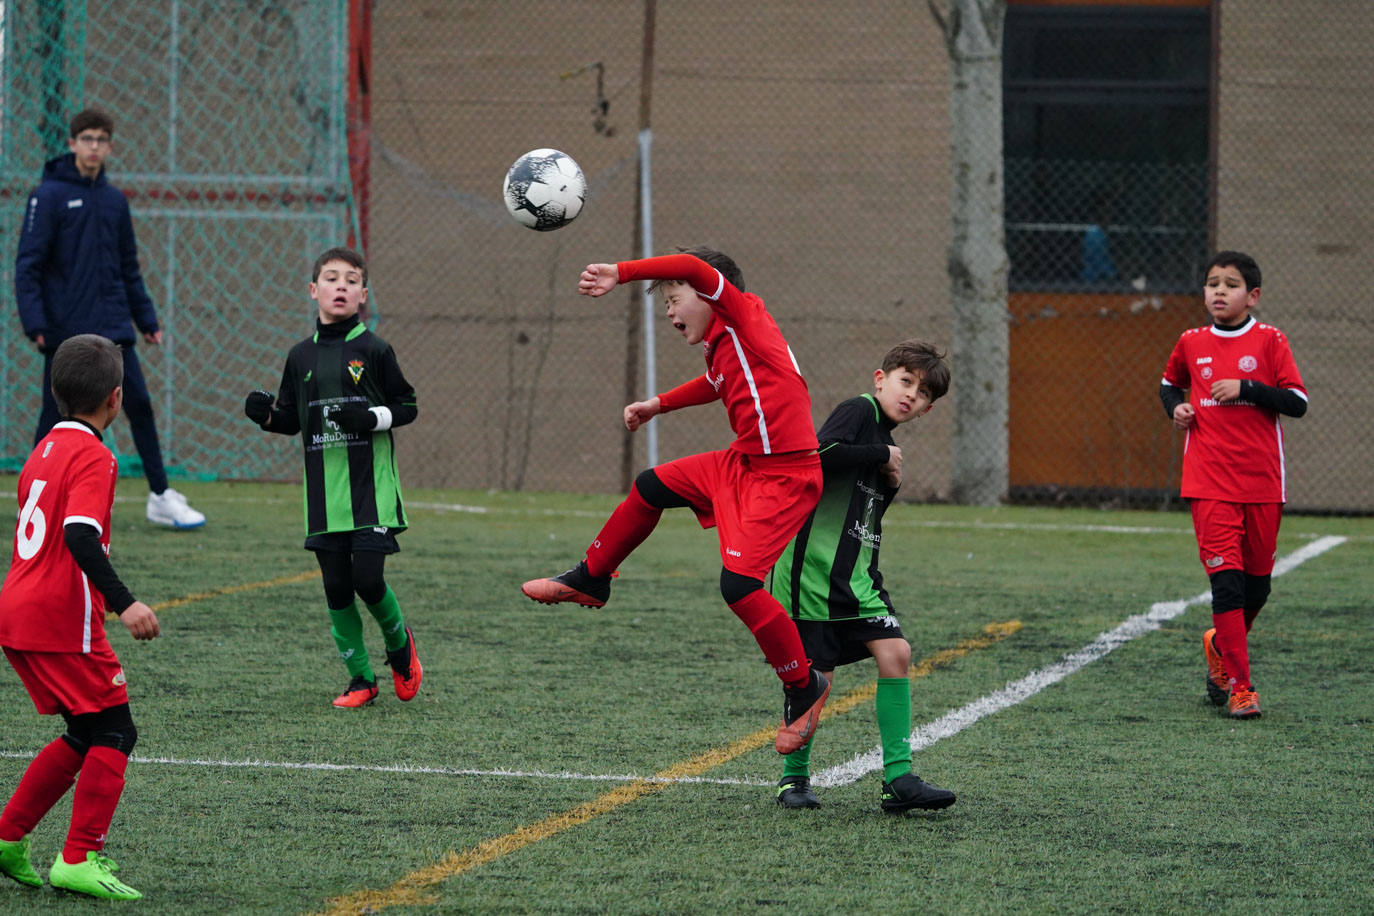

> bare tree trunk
[930,0,1009,506]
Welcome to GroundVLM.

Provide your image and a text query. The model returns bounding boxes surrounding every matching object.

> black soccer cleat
[880,773,956,812]
[521,560,612,608]
[776,776,821,809]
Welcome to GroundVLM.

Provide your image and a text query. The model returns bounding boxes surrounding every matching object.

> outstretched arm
[578,263,620,297]
[624,397,661,431]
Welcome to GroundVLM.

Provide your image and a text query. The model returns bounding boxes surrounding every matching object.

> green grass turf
[0,480,1370,913]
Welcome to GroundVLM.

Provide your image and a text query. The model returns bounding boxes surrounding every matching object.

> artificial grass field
[0,480,1370,914]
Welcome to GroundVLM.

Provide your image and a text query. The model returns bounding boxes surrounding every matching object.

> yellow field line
[150,570,320,611]
[313,619,1022,915]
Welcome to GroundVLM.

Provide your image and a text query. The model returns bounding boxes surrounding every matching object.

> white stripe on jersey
[1275,417,1287,502]
[64,514,103,535]
[724,325,771,454]
[703,269,725,301]
[81,573,93,654]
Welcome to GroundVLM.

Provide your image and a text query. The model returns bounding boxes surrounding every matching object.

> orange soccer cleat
[332,676,378,709]
[1203,627,1230,707]
[387,626,423,701]
[775,668,830,754]
[1228,686,1262,719]
[521,561,611,608]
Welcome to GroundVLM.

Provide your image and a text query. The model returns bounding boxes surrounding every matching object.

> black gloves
[245,390,274,425]
[246,390,376,433]
[331,405,377,433]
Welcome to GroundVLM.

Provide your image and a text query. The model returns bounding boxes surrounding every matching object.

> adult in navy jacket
[14,108,205,528]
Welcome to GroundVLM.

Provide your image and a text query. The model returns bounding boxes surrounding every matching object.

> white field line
[814,534,1349,788]
[0,535,1349,792]
[0,751,771,788]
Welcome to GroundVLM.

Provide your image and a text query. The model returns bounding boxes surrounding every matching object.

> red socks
[0,737,83,842]
[585,485,662,578]
[583,485,812,690]
[1212,608,1252,691]
[727,589,811,688]
[62,746,129,863]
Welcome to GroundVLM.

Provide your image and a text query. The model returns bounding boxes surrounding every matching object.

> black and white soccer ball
[502,148,586,231]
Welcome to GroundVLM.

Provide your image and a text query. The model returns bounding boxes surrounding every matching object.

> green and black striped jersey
[771,393,898,621]
[268,315,417,537]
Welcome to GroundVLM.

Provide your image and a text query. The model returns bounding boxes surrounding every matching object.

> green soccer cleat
[0,834,42,887]
[48,850,142,900]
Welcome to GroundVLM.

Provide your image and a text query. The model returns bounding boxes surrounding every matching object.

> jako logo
[774,659,800,674]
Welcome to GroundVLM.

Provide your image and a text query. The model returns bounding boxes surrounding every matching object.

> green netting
[0,0,359,481]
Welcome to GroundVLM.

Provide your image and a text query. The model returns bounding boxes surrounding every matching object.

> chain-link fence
[2,1,1370,513]
[0,0,355,481]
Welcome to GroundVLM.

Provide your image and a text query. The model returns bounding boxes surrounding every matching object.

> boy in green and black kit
[770,339,956,812]
[244,247,422,708]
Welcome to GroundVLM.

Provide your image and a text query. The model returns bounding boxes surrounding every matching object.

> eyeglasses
[74,134,111,147]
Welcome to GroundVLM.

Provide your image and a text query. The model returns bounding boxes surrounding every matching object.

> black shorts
[304,527,402,554]
[795,614,906,670]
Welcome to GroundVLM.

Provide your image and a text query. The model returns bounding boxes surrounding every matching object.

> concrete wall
[1215,0,1374,511]
[364,1,1373,511]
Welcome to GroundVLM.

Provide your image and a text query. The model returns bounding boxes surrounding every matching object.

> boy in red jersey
[1159,251,1307,719]
[0,334,158,900]
[522,247,829,754]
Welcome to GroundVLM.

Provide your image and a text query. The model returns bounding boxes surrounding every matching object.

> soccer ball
[502,149,586,231]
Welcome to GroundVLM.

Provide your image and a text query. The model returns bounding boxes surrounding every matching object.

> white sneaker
[146,487,206,529]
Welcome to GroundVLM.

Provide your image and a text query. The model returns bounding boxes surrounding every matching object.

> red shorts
[3,644,129,716]
[654,448,822,579]
[1189,499,1283,576]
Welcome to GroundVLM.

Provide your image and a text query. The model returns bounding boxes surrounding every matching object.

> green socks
[778,677,913,783]
[781,736,813,780]
[366,587,408,652]
[328,601,372,681]
[876,677,912,781]
[328,587,409,680]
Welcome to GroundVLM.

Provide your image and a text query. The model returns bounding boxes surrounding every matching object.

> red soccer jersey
[618,254,818,455]
[0,421,119,653]
[1161,318,1307,502]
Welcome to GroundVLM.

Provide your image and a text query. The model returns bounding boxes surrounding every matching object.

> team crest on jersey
[112,670,126,687]
[1237,355,1257,373]
[1200,367,1213,380]
[347,359,365,384]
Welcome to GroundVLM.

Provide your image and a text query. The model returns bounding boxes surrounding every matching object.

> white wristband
[369,406,393,431]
